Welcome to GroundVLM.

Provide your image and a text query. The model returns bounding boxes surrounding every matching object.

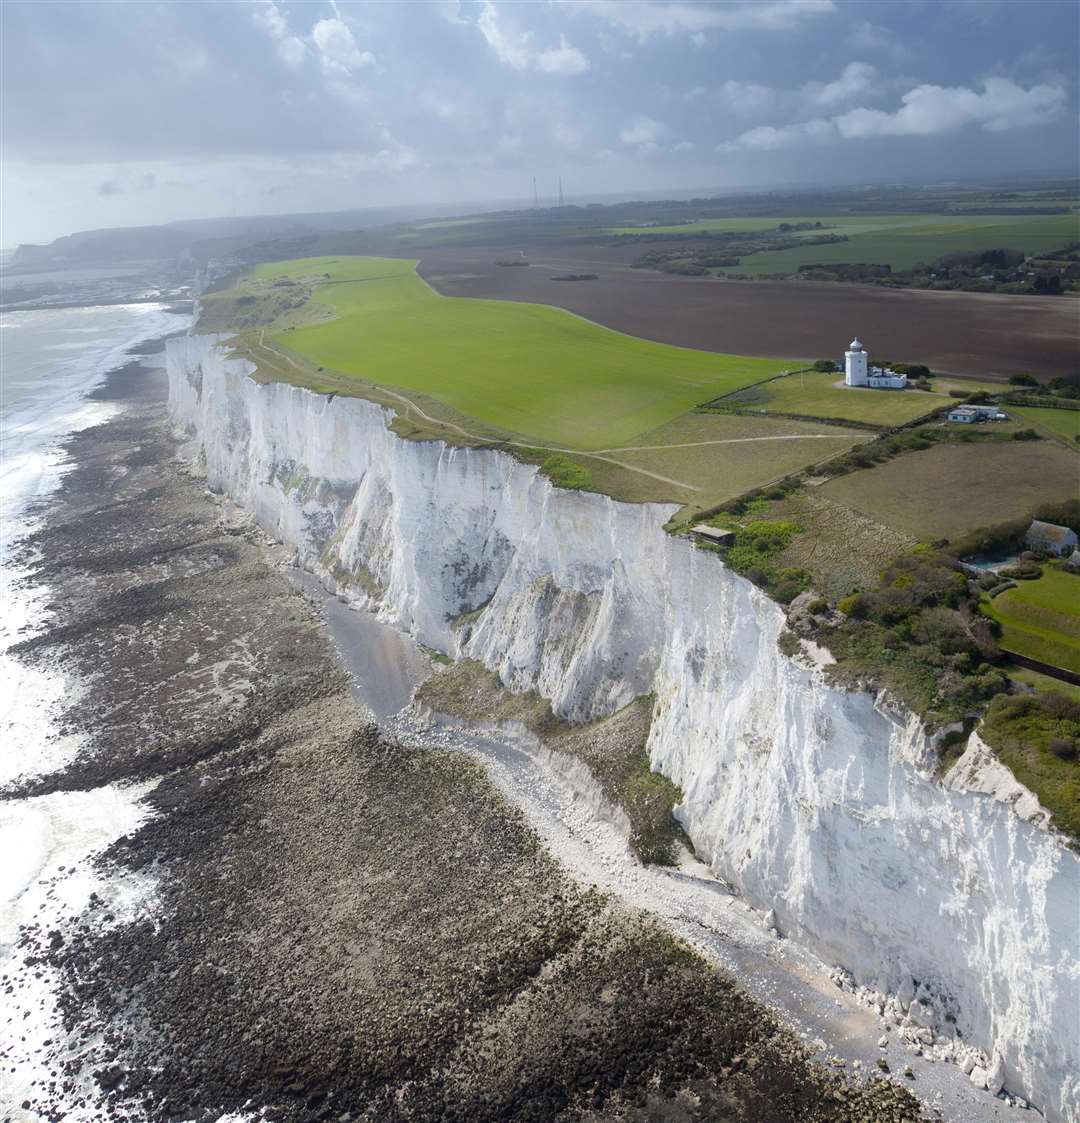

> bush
[948,389,972,399]
[812,359,837,372]
[1050,738,1078,762]
[1033,498,1080,535]
[1009,374,1039,387]
[540,454,592,490]
[837,592,868,618]
[1000,563,1042,580]
[1012,428,1040,441]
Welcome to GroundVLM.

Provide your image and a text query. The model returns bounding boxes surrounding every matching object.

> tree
[812,359,836,372]
[1009,374,1038,387]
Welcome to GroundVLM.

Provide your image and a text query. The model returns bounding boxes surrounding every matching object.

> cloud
[477,4,589,75]
[312,17,373,74]
[720,76,1066,151]
[715,79,775,116]
[536,34,590,75]
[804,61,875,108]
[719,117,834,151]
[476,2,531,69]
[836,77,1066,137]
[672,140,694,152]
[619,115,663,145]
[579,0,835,41]
[252,1,307,69]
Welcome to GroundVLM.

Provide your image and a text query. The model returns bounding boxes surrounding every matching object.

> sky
[2,0,1077,245]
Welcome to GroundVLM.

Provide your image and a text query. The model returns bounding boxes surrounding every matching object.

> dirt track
[418,245,1079,380]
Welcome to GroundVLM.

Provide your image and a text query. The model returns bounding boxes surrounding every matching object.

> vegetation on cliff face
[980,692,1080,846]
[416,662,689,866]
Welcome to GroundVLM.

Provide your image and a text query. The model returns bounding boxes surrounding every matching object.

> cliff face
[168,334,1079,1122]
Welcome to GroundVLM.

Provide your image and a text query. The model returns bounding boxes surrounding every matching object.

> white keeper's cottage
[844,338,908,390]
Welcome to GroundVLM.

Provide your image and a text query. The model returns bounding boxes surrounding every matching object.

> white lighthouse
[845,337,869,387]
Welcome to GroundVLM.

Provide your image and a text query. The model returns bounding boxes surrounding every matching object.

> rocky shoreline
[1,355,924,1121]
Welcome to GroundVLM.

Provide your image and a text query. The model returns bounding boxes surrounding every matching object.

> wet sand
[418,245,1079,379]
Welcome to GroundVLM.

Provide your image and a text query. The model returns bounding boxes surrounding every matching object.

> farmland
[708,213,1080,276]
[985,567,1080,675]
[418,247,1080,379]
[817,440,1080,540]
[606,212,1077,245]
[249,256,795,450]
[718,371,944,426]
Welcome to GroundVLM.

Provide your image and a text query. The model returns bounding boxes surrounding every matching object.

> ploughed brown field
[417,243,1079,380]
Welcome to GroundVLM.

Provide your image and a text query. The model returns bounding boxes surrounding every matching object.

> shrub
[540,454,592,490]
[1012,428,1040,441]
[1009,374,1039,387]
[837,592,868,618]
[1033,499,1080,535]
[1000,563,1042,580]
[1050,738,1078,762]
[949,389,972,399]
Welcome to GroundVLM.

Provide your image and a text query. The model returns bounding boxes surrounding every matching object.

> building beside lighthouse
[843,338,907,390]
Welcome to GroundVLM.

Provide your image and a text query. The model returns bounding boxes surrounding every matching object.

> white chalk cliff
[168,334,1079,1122]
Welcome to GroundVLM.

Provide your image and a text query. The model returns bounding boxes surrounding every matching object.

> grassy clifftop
[208,255,794,451]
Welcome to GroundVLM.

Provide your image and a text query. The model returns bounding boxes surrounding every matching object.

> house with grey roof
[1023,520,1079,557]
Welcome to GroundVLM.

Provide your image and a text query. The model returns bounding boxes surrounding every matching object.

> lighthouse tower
[845,337,869,387]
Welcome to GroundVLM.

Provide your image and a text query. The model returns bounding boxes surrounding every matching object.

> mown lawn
[254,256,796,450]
[721,370,942,426]
[985,567,1080,674]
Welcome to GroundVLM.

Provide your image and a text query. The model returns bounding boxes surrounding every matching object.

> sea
[0,284,192,1117]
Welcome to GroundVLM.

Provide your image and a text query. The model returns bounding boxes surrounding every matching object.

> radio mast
[558,176,564,207]
[532,176,539,209]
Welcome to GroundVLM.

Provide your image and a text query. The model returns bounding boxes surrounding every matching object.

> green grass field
[985,568,1080,675]
[607,213,1017,238]
[255,256,797,450]
[931,377,1013,396]
[1009,405,1080,442]
[818,440,1080,540]
[706,213,1080,275]
[565,411,868,512]
[605,217,825,236]
[1008,665,1080,702]
[720,370,944,426]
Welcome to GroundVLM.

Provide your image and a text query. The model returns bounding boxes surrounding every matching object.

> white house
[844,338,907,390]
[947,405,1009,424]
[1024,520,1079,557]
